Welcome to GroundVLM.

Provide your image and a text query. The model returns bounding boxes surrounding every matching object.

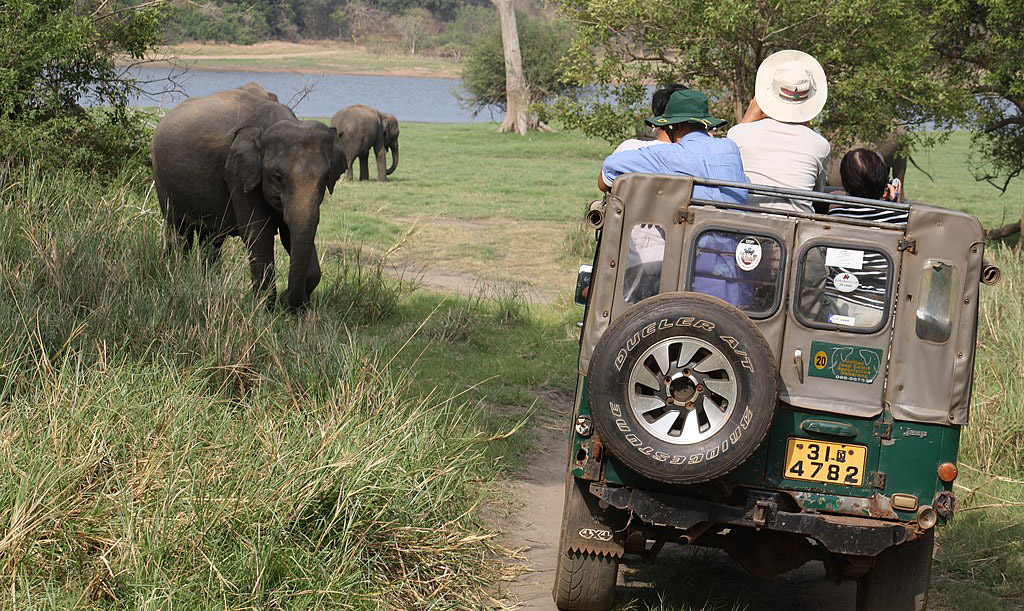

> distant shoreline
[119,41,461,80]
[120,59,459,80]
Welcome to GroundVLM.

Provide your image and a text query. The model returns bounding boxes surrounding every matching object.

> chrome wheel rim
[626,337,738,445]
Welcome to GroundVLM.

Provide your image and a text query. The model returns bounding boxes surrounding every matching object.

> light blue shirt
[602,131,748,204]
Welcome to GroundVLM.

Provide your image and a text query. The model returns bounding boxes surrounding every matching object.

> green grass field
[1,122,1022,609]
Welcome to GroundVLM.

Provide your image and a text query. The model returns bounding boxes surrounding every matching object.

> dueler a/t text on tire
[587,293,778,484]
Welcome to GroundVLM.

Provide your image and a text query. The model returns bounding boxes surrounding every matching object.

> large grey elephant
[329,105,399,182]
[151,85,345,310]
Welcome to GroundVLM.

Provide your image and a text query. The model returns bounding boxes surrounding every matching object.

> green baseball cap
[646,89,727,129]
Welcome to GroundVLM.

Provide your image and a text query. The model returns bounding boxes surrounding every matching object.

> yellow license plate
[783,438,866,486]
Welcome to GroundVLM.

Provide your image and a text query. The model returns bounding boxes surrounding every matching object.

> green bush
[0,110,152,177]
[0,0,162,174]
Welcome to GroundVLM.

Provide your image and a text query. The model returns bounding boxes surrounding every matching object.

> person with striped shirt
[824,149,907,325]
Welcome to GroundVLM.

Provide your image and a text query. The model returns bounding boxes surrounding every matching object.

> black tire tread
[553,550,618,611]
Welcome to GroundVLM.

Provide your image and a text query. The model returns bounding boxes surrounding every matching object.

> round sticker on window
[735,237,762,271]
[833,272,859,293]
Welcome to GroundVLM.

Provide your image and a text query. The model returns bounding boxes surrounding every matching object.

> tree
[390,7,434,55]
[335,0,387,42]
[930,0,1024,193]
[461,14,574,120]
[0,0,165,173]
[489,0,540,134]
[926,0,1024,244]
[550,0,971,147]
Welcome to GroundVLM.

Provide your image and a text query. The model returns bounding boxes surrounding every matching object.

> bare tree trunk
[491,0,535,135]
[984,206,1024,253]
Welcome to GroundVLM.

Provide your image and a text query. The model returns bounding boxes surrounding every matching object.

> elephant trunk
[283,199,321,310]
[386,143,398,176]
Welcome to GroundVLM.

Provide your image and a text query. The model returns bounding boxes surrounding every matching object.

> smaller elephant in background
[238,82,279,102]
[330,105,399,182]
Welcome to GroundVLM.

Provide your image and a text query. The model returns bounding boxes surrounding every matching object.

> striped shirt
[825,204,907,311]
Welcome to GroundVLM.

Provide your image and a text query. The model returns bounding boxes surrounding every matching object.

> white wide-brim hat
[755,50,828,124]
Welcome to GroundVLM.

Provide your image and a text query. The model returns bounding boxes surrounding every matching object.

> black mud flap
[558,476,627,558]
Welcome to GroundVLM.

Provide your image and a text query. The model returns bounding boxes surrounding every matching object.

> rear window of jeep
[687,229,784,318]
[796,244,893,332]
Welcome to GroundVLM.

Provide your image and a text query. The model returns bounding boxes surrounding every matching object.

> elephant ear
[326,126,346,194]
[226,126,263,193]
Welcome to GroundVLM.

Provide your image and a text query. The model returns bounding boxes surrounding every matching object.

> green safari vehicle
[554,174,1000,610]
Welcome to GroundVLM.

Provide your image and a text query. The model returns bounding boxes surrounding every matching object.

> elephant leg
[196,229,227,266]
[234,206,277,307]
[891,157,908,184]
[374,144,388,182]
[346,153,354,181]
[359,152,370,181]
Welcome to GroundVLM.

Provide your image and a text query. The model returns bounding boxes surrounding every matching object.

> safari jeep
[555,174,1000,610]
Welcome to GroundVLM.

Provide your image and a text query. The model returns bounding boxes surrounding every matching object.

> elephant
[329,105,399,182]
[826,126,932,192]
[238,81,279,103]
[151,85,346,310]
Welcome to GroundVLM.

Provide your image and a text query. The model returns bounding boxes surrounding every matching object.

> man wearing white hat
[727,50,831,210]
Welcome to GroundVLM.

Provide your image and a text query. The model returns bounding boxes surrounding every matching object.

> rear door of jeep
[767,219,904,505]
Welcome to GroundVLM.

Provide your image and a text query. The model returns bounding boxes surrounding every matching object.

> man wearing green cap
[598,89,747,204]
[598,89,750,305]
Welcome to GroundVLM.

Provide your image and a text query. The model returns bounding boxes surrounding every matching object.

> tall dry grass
[961,245,1024,476]
[0,165,499,608]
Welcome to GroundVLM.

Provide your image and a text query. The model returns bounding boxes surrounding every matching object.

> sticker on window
[735,237,762,271]
[828,314,856,326]
[832,272,859,293]
[807,340,883,384]
[825,248,864,270]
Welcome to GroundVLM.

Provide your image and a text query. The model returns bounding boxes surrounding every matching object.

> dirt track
[502,388,860,610]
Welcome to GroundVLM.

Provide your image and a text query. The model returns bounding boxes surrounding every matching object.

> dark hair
[840,148,889,199]
[651,83,689,116]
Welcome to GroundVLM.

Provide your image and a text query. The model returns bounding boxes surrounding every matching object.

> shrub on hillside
[389,7,438,55]
[434,4,492,59]
[162,1,271,44]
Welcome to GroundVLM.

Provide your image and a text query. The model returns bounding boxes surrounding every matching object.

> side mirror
[574,264,593,306]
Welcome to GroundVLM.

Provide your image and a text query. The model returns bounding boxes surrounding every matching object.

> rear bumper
[589,482,921,557]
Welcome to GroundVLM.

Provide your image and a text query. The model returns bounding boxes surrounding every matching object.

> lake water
[122,67,502,123]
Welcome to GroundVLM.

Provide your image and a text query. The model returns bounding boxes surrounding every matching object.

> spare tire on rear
[587,293,778,484]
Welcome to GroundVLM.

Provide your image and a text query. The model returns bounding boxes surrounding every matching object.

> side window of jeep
[623,224,666,304]
[796,245,893,332]
[916,260,958,343]
[687,229,784,318]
